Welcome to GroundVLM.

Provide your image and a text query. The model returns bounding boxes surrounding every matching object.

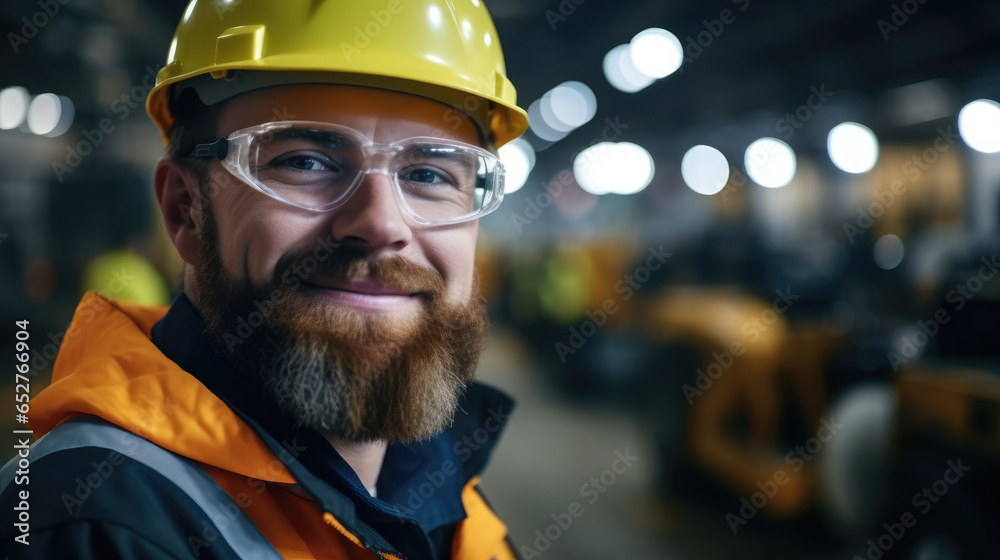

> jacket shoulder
[0,417,270,560]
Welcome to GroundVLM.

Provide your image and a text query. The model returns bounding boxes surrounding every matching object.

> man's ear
[155,157,204,266]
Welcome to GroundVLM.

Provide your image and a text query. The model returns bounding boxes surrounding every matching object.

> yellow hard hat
[146,0,529,148]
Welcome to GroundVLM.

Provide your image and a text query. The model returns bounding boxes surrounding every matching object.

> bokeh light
[26,93,74,137]
[540,81,597,132]
[528,98,570,142]
[27,94,60,135]
[958,99,1000,153]
[574,142,654,195]
[745,137,797,188]
[828,122,879,174]
[0,87,30,130]
[629,28,683,79]
[499,138,536,194]
[874,234,905,270]
[604,44,656,93]
[681,145,730,195]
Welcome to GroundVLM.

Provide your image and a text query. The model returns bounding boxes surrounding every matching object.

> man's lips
[301,279,424,312]
[307,278,419,296]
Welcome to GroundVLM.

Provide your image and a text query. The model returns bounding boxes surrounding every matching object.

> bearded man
[0,1,528,559]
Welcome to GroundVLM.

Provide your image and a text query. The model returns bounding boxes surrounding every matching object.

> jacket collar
[31,292,297,483]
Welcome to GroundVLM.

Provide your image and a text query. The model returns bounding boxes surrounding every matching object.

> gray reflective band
[0,416,283,560]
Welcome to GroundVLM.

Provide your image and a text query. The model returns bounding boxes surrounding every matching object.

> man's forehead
[213,83,481,146]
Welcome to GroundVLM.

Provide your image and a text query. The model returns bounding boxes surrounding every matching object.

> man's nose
[328,171,413,252]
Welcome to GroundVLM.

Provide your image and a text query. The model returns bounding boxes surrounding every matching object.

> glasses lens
[249,127,362,209]
[394,143,496,223]
[243,124,502,223]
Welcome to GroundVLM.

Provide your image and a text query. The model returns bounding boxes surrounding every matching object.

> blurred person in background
[0,1,529,559]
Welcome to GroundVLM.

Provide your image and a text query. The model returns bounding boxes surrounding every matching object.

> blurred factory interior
[2,0,1000,558]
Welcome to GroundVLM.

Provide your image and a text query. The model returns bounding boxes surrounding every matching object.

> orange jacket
[24,292,518,559]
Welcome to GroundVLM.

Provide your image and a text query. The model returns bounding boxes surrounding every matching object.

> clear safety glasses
[186,121,506,227]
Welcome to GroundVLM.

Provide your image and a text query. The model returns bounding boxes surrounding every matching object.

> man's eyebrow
[406,145,479,174]
[268,128,355,148]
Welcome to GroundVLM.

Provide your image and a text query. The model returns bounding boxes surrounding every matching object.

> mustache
[271,244,446,298]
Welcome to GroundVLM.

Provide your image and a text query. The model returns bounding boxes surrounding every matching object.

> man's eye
[403,169,445,184]
[277,156,333,172]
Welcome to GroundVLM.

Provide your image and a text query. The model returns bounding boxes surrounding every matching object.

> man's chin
[198,279,487,443]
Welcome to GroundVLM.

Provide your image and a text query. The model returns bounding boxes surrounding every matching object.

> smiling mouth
[301,279,424,313]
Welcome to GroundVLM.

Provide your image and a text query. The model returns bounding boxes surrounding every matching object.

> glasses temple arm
[185,137,230,160]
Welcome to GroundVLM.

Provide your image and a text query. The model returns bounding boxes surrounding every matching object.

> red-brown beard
[192,204,488,444]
